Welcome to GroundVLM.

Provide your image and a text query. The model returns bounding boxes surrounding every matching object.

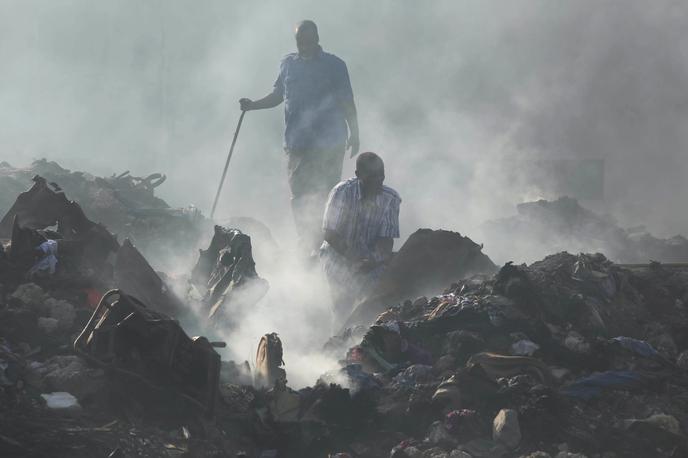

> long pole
[210,110,246,219]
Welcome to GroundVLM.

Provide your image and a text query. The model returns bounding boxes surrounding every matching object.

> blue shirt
[320,177,401,287]
[274,47,354,152]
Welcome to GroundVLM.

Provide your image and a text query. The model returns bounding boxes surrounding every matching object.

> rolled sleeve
[333,60,354,103]
[322,184,347,232]
[378,197,401,238]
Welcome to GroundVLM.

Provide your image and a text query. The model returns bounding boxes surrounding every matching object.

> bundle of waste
[483,196,688,264]
[74,289,221,414]
[191,225,269,323]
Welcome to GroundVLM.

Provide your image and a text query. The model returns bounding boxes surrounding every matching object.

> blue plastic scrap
[560,370,656,400]
[610,336,661,359]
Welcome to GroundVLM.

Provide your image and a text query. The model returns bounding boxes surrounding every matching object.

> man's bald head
[295,20,319,57]
[295,20,318,37]
[356,152,385,197]
[356,152,384,174]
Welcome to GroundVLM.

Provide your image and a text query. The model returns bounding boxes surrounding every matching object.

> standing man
[240,20,359,256]
[321,152,401,326]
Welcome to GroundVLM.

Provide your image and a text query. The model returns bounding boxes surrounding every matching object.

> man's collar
[356,178,382,202]
[298,45,323,60]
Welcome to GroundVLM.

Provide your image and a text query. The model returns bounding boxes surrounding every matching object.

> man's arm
[375,237,394,261]
[324,229,356,261]
[240,58,286,111]
[239,88,283,111]
[334,59,359,157]
[343,99,360,157]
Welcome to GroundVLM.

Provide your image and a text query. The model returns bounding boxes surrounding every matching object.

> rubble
[191,225,269,323]
[2,169,688,456]
[10,282,46,309]
[307,251,688,457]
[346,229,496,328]
[74,289,221,414]
[114,238,189,319]
[492,408,521,449]
[0,160,211,271]
[40,392,81,411]
[483,196,688,264]
[26,355,106,401]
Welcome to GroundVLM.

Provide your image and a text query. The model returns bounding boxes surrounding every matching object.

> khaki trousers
[287,148,345,254]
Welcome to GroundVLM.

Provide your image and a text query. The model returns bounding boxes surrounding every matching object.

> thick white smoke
[3,0,688,385]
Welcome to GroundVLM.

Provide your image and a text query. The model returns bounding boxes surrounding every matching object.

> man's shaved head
[356,152,386,197]
[356,151,384,173]
[295,20,319,57]
[296,20,318,38]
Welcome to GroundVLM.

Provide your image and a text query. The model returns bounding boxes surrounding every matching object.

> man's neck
[299,45,322,59]
[360,188,379,201]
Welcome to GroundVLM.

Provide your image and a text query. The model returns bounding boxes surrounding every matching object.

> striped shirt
[320,177,401,287]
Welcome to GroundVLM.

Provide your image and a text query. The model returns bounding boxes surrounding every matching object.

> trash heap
[299,252,688,457]
[0,159,210,271]
[0,177,268,457]
[2,168,688,457]
[483,196,688,264]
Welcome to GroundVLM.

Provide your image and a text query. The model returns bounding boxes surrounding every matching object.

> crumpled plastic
[610,336,661,359]
[28,239,58,276]
[511,339,540,356]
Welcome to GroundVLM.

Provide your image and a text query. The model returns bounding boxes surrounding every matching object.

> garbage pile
[0,159,210,271]
[483,196,688,264]
[298,252,688,457]
[3,167,688,457]
[346,229,497,329]
[0,176,267,456]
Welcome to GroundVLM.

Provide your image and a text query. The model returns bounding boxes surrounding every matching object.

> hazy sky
[2,0,688,259]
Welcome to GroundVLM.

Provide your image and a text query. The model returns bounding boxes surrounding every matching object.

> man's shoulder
[321,51,347,67]
[280,53,299,65]
[381,185,401,203]
[333,177,358,192]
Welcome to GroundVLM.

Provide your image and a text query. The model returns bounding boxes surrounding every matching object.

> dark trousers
[287,148,345,254]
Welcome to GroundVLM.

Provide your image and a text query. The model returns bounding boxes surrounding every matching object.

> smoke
[3,0,688,385]
[216,255,342,389]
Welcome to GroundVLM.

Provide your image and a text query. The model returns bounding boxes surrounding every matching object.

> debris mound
[3,168,688,457]
[346,228,496,328]
[484,196,688,264]
[312,251,688,457]
[0,160,210,271]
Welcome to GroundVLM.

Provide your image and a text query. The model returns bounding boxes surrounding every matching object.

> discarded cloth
[467,352,551,385]
[28,239,58,276]
[610,336,661,359]
[560,370,658,400]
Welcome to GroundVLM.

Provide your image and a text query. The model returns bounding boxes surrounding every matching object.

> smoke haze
[3,1,688,384]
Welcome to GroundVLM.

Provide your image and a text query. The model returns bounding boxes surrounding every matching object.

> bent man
[240,20,359,256]
[320,152,401,325]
